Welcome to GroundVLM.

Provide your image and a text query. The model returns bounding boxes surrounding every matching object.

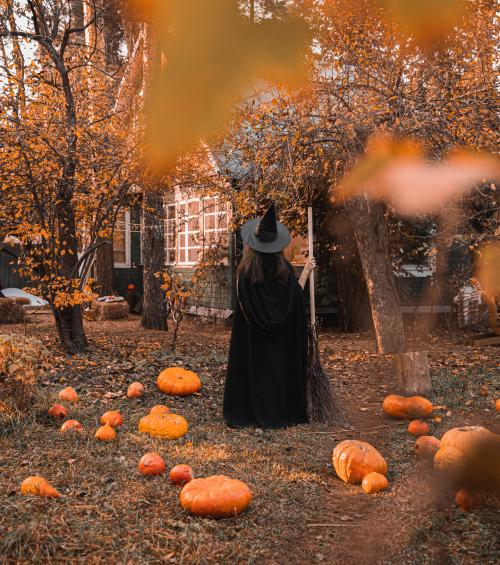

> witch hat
[240,202,291,253]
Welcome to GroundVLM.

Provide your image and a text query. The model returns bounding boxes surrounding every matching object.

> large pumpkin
[382,395,433,419]
[433,446,466,473]
[440,426,492,456]
[180,475,252,519]
[138,413,188,439]
[100,410,123,428]
[332,440,387,484]
[157,367,201,396]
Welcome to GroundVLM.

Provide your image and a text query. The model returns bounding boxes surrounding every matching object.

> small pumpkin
[180,475,252,519]
[361,472,389,494]
[440,426,492,456]
[434,446,466,473]
[150,405,170,416]
[332,440,387,484]
[170,464,194,486]
[139,413,188,439]
[58,386,78,403]
[95,423,116,441]
[157,367,201,396]
[100,410,123,428]
[60,419,83,432]
[127,382,144,398]
[407,420,430,437]
[414,435,441,460]
[21,476,61,498]
[382,394,433,420]
[455,488,482,512]
[138,453,166,476]
[495,399,500,412]
[48,404,67,420]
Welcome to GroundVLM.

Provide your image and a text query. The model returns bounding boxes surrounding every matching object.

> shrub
[0,334,48,413]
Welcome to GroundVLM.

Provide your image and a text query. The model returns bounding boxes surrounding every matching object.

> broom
[307,206,337,423]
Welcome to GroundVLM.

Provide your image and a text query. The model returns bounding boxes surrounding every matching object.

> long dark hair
[237,246,290,285]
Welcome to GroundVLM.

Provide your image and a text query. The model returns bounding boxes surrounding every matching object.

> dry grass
[0,316,498,564]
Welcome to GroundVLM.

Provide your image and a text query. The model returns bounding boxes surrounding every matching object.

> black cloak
[223,256,308,429]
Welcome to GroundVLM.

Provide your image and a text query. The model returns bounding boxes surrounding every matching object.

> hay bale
[13,297,30,306]
[0,297,26,324]
[88,300,128,321]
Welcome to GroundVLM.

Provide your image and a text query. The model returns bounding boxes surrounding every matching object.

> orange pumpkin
[382,394,433,420]
[138,413,188,439]
[407,420,430,437]
[150,405,170,416]
[434,446,465,473]
[127,382,145,398]
[440,426,492,456]
[180,475,252,518]
[60,419,83,432]
[455,488,482,512]
[95,423,116,441]
[414,435,441,459]
[48,404,67,420]
[21,476,61,498]
[170,464,193,486]
[361,472,389,494]
[58,386,78,403]
[157,367,201,396]
[138,453,166,476]
[332,440,387,484]
[100,410,123,428]
[495,399,500,412]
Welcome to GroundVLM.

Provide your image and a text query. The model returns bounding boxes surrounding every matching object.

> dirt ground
[0,314,499,564]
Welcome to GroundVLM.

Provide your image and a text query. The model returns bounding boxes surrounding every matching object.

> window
[164,203,176,265]
[177,200,201,264]
[201,197,228,250]
[113,209,131,267]
[171,197,229,266]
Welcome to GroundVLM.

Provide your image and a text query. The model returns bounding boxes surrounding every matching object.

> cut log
[394,351,431,394]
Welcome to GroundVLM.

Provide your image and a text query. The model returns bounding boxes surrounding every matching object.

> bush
[0,334,48,413]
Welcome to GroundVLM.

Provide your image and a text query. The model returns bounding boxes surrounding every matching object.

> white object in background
[1,288,49,307]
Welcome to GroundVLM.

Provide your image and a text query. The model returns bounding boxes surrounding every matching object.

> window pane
[188,201,199,215]
[188,248,199,263]
[205,214,216,229]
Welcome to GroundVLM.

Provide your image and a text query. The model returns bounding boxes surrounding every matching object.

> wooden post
[394,351,431,394]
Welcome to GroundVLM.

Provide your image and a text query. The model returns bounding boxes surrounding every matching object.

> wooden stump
[394,351,431,394]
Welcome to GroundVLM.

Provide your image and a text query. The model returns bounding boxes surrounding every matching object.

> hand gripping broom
[307,206,337,423]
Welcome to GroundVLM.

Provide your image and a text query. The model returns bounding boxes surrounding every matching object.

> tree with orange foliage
[0,1,139,352]
[221,0,498,352]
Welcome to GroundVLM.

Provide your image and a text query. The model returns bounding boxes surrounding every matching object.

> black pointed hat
[240,203,291,253]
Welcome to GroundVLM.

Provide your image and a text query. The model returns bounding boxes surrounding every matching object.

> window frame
[113,209,131,268]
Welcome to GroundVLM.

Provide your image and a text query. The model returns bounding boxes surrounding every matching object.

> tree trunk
[53,305,87,354]
[141,190,167,330]
[348,197,406,354]
[394,351,431,394]
[95,240,116,296]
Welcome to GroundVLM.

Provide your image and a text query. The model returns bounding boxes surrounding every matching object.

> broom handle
[307,206,316,325]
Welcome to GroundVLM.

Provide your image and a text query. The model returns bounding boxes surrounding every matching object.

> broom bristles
[307,323,340,423]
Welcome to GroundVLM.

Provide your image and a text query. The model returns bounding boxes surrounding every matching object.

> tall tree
[0,0,136,352]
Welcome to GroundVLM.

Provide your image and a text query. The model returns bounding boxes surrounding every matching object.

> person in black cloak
[223,203,316,429]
